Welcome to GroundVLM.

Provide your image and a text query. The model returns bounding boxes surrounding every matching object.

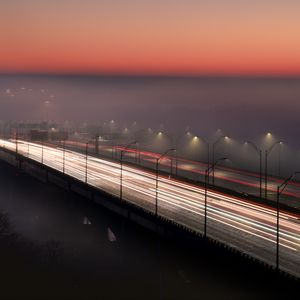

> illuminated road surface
[63,141,300,204]
[1,139,300,278]
[117,147,300,202]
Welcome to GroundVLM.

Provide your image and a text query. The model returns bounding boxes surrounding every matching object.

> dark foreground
[0,160,299,300]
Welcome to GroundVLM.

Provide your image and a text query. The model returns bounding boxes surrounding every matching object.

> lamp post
[171,135,179,176]
[278,146,281,178]
[15,126,19,155]
[111,140,114,160]
[120,141,137,201]
[41,141,44,164]
[193,135,210,182]
[27,133,30,157]
[246,141,262,198]
[155,148,176,217]
[136,142,141,165]
[158,131,178,176]
[85,139,94,184]
[62,140,66,174]
[212,136,227,185]
[169,136,176,176]
[265,141,282,199]
[203,138,210,172]
[276,172,300,271]
[204,157,227,238]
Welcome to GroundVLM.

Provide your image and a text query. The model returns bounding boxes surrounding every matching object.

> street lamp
[276,172,300,271]
[155,148,176,217]
[120,141,137,201]
[62,140,66,174]
[27,133,30,157]
[212,136,228,185]
[41,141,44,164]
[157,131,178,176]
[85,139,94,184]
[135,142,141,165]
[204,157,227,237]
[15,126,19,155]
[111,140,115,160]
[192,135,210,182]
[245,141,262,198]
[265,141,282,199]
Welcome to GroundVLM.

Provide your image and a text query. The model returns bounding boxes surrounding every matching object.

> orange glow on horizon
[1,1,300,76]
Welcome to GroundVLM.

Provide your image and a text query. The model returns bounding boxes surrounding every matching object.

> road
[59,140,300,207]
[1,138,300,278]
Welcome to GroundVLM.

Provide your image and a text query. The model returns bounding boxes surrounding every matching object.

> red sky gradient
[1,1,300,76]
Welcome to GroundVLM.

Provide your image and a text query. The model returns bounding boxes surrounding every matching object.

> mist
[1,75,299,141]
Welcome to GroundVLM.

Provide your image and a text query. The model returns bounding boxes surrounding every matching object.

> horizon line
[1,71,300,80]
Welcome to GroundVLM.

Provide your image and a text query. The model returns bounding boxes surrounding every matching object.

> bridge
[0,138,299,278]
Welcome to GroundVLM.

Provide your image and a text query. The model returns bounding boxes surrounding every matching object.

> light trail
[81,141,300,198]
[1,139,300,277]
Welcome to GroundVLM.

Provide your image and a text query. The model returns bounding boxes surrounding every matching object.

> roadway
[60,140,300,207]
[0,139,300,278]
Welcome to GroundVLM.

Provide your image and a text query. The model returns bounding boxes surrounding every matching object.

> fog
[1,74,300,176]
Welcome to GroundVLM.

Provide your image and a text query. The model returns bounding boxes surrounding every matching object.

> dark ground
[0,160,299,300]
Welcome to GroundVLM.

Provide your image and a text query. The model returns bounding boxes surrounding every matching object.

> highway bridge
[0,138,299,278]
[61,140,300,207]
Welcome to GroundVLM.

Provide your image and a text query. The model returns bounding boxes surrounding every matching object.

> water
[0,159,298,299]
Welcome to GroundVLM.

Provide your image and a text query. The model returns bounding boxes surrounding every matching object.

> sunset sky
[1,0,300,76]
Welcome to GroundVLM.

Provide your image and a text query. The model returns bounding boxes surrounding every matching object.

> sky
[1,0,300,76]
